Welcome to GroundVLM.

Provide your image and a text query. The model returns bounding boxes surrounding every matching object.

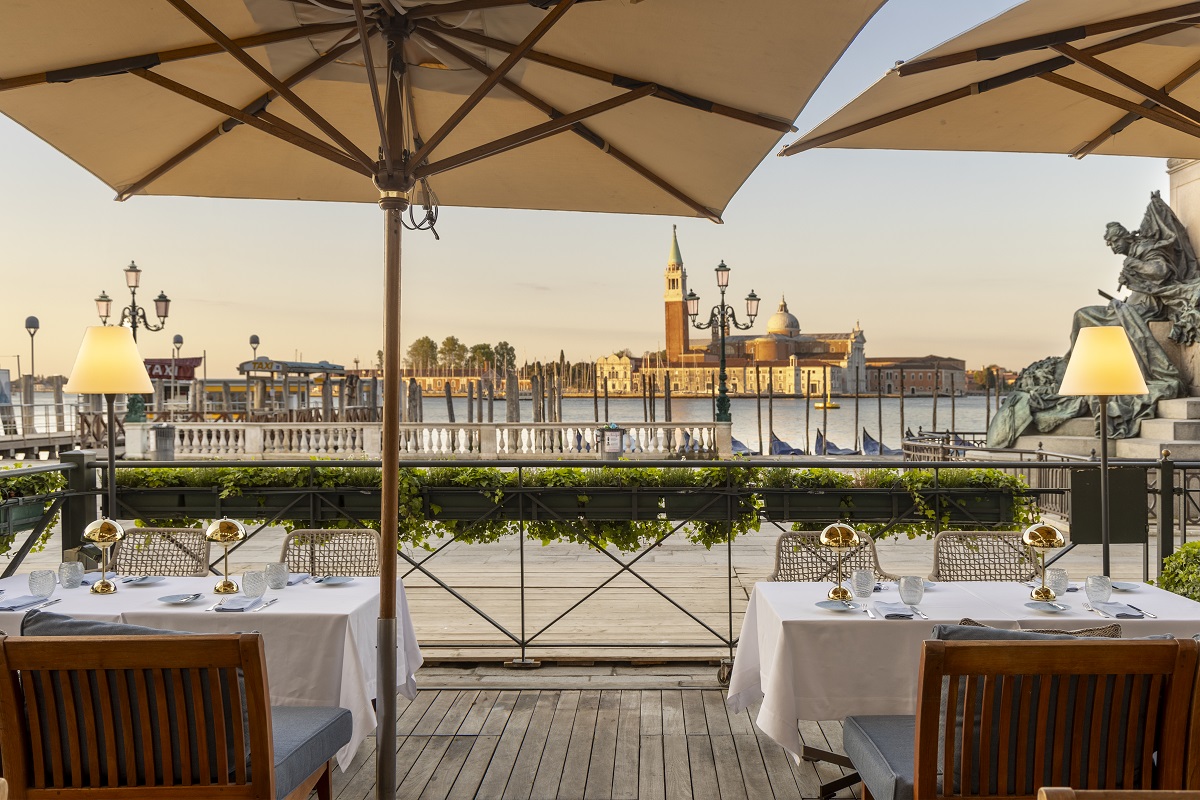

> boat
[769,432,804,456]
[861,428,902,456]
[814,429,859,455]
[813,387,840,409]
[731,437,760,456]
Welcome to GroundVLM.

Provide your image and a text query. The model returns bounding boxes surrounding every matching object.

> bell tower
[664,225,689,363]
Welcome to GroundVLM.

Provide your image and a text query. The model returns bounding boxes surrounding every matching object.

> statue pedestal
[1151,321,1200,396]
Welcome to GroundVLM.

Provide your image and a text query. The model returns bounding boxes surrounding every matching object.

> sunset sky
[0,0,1170,380]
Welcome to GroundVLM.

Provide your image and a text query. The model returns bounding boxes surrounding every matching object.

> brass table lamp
[819,522,860,601]
[1022,522,1066,600]
[206,517,246,594]
[83,518,125,594]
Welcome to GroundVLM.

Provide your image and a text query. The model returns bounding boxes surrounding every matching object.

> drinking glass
[264,562,289,591]
[58,562,84,589]
[1085,575,1112,605]
[851,570,875,599]
[898,576,925,606]
[241,570,267,599]
[29,570,57,599]
[1044,567,1070,598]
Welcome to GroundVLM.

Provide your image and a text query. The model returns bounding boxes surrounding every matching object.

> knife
[1126,604,1157,619]
[28,598,61,612]
[253,598,279,612]
[908,605,929,620]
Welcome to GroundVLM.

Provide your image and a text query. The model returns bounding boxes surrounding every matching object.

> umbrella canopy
[781,0,1200,159]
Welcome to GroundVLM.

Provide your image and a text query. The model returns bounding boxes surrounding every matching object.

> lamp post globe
[250,334,260,358]
[24,316,38,380]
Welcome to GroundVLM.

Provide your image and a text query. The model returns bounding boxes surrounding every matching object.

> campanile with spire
[664,225,689,364]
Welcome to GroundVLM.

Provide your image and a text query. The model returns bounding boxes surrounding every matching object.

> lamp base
[214,578,239,594]
[1030,585,1056,601]
[827,585,852,601]
[90,579,117,595]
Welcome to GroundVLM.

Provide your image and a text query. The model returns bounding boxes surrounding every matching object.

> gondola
[862,428,902,456]
[769,432,805,456]
[814,429,859,455]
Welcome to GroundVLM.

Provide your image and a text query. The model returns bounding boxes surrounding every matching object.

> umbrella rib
[1052,44,1200,126]
[351,0,391,174]
[415,21,796,134]
[129,68,371,177]
[164,0,375,171]
[1039,72,1200,141]
[406,0,601,20]
[117,41,362,200]
[413,84,656,179]
[0,21,355,94]
[897,1,1200,77]
[1072,54,1200,158]
[418,29,720,221]
[406,0,579,172]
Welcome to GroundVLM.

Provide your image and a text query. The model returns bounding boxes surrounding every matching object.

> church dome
[766,298,800,337]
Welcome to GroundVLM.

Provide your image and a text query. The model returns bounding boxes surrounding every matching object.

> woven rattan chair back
[929,530,1038,581]
[282,529,380,577]
[110,527,211,577]
[770,531,897,582]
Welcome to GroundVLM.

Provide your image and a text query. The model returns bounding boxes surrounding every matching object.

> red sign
[144,357,204,381]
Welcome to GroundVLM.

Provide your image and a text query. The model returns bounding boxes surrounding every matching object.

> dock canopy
[237,358,344,375]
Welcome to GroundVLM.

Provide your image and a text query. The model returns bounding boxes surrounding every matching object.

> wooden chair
[770,531,897,582]
[928,530,1038,581]
[110,527,211,577]
[281,529,379,577]
[844,639,1199,800]
[1040,791,1200,800]
[0,631,351,800]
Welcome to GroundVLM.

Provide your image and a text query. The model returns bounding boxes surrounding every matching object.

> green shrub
[1158,542,1200,602]
[0,463,67,557]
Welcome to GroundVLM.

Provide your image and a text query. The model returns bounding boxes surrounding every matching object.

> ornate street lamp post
[95,261,171,342]
[686,260,759,423]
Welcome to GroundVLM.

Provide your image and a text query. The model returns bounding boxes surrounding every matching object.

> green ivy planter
[663,492,743,521]
[759,488,1016,525]
[423,488,512,522]
[530,488,665,521]
[0,503,47,533]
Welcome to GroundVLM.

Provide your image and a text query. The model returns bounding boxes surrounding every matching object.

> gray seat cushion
[270,706,352,800]
[21,609,173,637]
[843,715,915,800]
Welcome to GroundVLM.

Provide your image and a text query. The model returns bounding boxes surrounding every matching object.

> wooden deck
[333,689,856,800]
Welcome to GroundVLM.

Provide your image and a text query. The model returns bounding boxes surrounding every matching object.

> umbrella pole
[377,195,404,800]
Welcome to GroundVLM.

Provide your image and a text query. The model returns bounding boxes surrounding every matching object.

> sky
[0,0,1173,379]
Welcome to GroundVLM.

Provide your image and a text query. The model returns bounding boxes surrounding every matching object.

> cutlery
[863,605,877,620]
[206,599,228,612]
[121,575,148,583]
[28,598,61,612]
[179,593,202,603]
[310,576,327,584]
[253,598,279,612]
[1084,603,1114,618]
[908,605,929,620]
[1126,604,1157,618]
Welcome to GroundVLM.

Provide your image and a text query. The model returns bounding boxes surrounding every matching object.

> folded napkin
[81,575,122,586]
[286,573,310,586]
[215,596,265,612]
[0,595,47,611]
[1094,601,1144,619]
[875,602,915,620]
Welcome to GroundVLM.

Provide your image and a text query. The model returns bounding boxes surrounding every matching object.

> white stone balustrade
[126,421,731,461]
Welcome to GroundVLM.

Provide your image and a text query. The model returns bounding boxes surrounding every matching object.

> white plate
[815,600,860,612]
[316,576,353,586]
[125,576,166,585]
[1024,601,1070,613]
[1111,582,1139,592]
[158,593,203,604]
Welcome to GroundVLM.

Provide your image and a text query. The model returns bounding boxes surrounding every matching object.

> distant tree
[494,341,516,374]
[468,343,495,370]
[405,337,438,371]
[438,336,468,368]
[375,349,384,371]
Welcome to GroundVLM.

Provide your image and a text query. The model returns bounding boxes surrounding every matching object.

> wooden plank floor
[333,690,858,800]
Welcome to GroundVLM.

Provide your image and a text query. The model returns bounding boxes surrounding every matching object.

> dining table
[0,573,423,770]
[725,579,1200,758]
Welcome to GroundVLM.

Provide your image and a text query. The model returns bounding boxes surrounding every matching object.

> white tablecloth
[726,580,1200,757]
[0,575,423,769]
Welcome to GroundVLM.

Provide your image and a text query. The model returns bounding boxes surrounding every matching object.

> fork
[1084,603,1114,618]
[206,598,228,612]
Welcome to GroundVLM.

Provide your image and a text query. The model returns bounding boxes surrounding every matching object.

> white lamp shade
[63,326,153,394]
[1058,326,1149,397]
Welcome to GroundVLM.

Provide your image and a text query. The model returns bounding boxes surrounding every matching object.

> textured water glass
[1085,575,1112,605]
[1045,567,1070,598]
[265,562,289,591]
[241,570,267,599]
[29,570,57,599]
[851,570,875,599]
[898,576,925,606]
[58,562,84,589]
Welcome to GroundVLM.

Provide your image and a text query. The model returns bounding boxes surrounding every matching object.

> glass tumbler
[1044,567,1070,598]
[898,576,925,606]
[29,570,57,599]
[241,570,267,599]
[851,570,875,599]
[58,562,84,589]
[264,562,289,591]
[1085,575,1112,605]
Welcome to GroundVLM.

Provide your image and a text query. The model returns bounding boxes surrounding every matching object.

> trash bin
[154,423,176,461]
[598,425,626,461]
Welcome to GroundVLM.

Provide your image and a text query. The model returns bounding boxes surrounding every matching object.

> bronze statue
[987,192,1190,448]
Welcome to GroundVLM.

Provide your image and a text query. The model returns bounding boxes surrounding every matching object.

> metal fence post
[59,449,97,554]
[1158,448,1174,572]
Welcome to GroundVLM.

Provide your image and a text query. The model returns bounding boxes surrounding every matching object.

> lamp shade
[1058,326,1148,397]
[63,326,153,394]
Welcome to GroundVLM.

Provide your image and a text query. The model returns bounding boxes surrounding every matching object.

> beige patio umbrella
[781,0,1200,159]
[0,1,885,793]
